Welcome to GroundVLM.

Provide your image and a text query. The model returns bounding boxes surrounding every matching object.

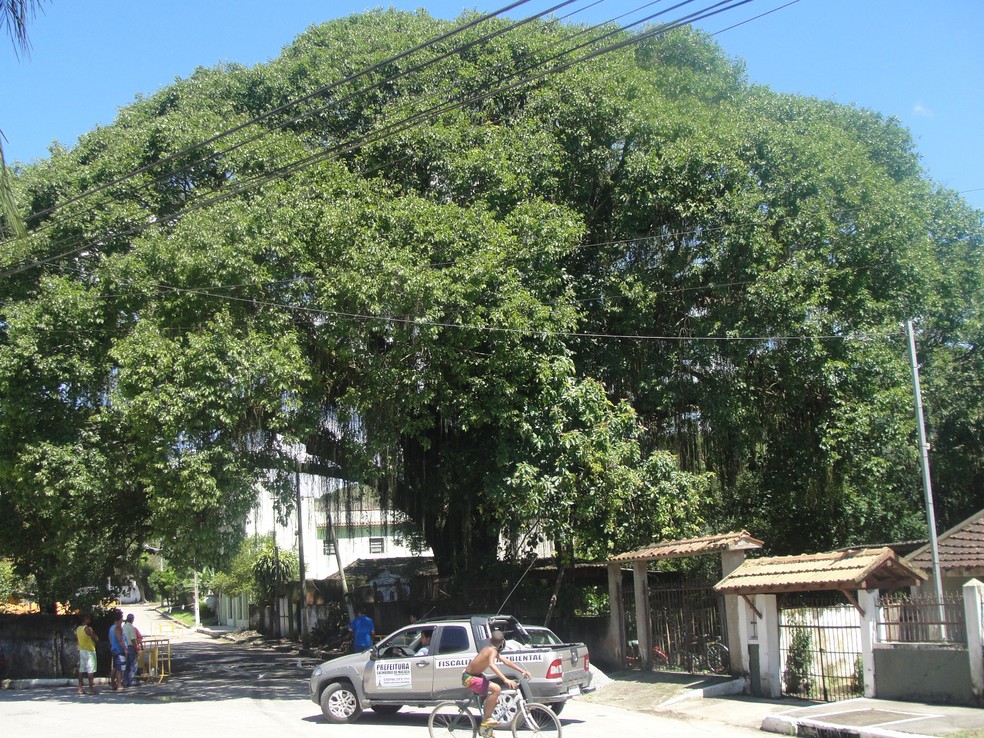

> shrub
[783,626,813,695]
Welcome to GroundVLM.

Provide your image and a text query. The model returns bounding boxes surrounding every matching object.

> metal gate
[623,582,724,672]
[779,596,863,702]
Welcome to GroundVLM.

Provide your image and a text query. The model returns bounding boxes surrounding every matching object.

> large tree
[1,11,982,603]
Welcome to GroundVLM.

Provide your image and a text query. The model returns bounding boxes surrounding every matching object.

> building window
[369,537,385,554]
[323,539,336,556]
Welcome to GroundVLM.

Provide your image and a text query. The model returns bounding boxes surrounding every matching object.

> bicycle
[625,636,729,675]
[427,677,562,738]
[624,640,669,670]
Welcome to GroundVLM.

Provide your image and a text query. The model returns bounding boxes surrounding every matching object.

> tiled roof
[325,556,437,580]
[609,531,764,563]
[714,547,926,595]
[907,509,984,573]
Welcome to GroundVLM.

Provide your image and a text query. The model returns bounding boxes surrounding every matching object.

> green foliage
[148,567,188,607]
[783,626,814,695]
[251,539,299,605]
[1,9,982,594]
[850,654,864,697]
[211,534,277,601]
[0,557,20,608]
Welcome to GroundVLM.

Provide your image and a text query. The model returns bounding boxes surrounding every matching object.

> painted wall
[874,644,976,705]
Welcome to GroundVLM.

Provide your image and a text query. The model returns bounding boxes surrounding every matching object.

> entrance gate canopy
[714,547,926,596]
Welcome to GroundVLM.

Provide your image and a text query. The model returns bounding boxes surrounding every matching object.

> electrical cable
[10,0,590,246]
[0,0,650,263]
[1,0,761,277]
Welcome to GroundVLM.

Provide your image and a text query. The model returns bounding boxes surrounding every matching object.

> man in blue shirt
[349,609,375,652]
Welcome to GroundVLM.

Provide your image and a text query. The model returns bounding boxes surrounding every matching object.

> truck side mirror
[369,646,379,661]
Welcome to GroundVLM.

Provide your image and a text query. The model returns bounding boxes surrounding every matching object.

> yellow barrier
[137,637,171,683]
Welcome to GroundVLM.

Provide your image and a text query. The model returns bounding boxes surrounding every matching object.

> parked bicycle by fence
[625,634,729,674]
[428,675,561,737]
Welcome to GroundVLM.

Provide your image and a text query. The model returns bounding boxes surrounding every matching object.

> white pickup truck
[309,614,593,723]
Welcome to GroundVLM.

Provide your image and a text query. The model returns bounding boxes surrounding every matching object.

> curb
[761,713,934,738]
[659,677,747,706]
[2,677,109,689]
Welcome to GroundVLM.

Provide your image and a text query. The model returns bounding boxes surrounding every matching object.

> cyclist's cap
[490,631,505,648]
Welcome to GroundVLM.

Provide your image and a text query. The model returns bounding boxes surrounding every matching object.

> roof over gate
[714,547,926,595]
[907,508,984,576]
[608,530,764,564]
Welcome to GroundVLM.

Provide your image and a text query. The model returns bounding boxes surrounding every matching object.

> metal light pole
[905,320,945,603]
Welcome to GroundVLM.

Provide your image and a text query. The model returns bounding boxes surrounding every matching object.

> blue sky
[2,0,982,211]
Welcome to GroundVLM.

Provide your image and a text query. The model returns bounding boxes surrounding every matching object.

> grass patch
[165,609,218,627]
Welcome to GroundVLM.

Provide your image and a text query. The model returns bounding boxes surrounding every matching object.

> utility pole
[325,492,354,623]
[296,469,307,639]
[905,320,945,607]
[193,565,201,629]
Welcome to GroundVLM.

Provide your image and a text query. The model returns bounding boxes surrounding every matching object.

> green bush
[783,627,813,695]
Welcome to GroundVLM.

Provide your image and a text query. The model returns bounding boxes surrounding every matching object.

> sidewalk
[585,670,984,737]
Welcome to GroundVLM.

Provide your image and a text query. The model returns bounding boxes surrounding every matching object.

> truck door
[364,626,434,700]
[431,624,474,698]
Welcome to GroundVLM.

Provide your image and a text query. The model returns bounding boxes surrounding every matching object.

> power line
[10,0,590,247]
[1,0,762,278]
[18,0,541,227]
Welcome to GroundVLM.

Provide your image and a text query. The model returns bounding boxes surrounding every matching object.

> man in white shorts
[76,613,99,695]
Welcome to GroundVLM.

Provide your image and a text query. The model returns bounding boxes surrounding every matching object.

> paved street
[0,604,764,738]
[0,683,766,738]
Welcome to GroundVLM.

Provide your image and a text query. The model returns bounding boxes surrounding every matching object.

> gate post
[756,594,781,698]
[858,589,878,698]
[606,563,625,668]
[963,579,984,703]
[633,561,653,670]
[721,550,749,676]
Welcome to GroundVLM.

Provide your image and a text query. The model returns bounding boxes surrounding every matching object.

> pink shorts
[462,672,489,696]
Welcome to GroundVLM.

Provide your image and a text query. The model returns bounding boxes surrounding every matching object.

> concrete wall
[874,644,975,706]
[0,614,111,679]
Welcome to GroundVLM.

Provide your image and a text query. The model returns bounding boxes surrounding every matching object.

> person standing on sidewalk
[121,613,140,687]
[108,611,126,691]
[76,613,98,696]
[348,609,375,652]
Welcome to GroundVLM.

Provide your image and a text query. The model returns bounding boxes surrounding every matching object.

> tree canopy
[1,10,982,605]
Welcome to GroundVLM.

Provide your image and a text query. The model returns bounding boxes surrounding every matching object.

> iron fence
[876,593,966,644]
[779,601,863,702]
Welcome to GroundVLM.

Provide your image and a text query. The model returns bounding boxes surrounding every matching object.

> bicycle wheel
[705,642,730,674]
[429,701,478,738]
[511,702,562,736]
[651,646,669,668]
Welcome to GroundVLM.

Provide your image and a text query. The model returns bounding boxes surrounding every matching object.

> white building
[245,472,432,581]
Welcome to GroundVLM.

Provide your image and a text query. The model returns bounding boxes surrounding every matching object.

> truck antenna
[495,551,539,616]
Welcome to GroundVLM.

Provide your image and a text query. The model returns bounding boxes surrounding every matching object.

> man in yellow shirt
[76,613,98,696]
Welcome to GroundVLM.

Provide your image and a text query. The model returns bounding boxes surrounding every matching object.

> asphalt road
[0,609,765,738]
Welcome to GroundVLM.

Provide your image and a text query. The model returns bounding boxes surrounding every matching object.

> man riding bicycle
[461,630,531,732]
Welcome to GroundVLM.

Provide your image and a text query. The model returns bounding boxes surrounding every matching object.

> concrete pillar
[858,589,878,698]
[633,561,653,670]
[756,594,781,698]
[606,563,625,667]
[963,579,984,703]
[721,551,748,675]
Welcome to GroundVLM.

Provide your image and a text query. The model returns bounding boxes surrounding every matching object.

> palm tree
[1,0,48,239]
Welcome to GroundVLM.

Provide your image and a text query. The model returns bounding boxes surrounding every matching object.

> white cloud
[913,101,935,118]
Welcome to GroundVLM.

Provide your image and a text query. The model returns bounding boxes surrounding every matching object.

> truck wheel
[547,701,565,716]
[320,682,363,723]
